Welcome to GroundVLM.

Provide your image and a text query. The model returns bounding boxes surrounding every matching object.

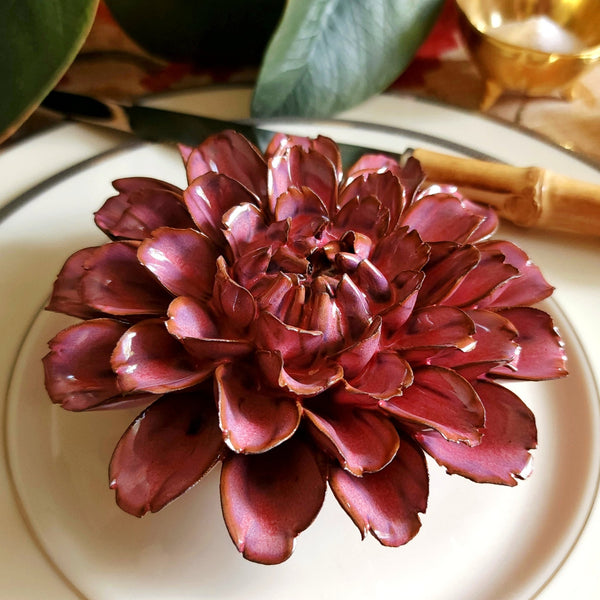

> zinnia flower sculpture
[43,130,567,565]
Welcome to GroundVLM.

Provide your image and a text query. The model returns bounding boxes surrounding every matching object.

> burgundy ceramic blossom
[43,130,567,564]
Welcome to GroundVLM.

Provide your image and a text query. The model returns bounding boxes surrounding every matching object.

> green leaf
[0,0,99,142]
[252,0,444,118]
[104,0,285,66]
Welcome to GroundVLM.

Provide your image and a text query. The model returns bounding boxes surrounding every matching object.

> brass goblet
[455,0,600,109]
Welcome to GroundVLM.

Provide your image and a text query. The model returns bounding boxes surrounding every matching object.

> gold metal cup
[456,0,600,109]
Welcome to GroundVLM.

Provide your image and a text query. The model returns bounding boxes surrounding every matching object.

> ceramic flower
[43,130,567,565]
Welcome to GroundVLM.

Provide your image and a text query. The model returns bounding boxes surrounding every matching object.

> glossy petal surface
[94,177,191,240]
[138,228,218,301]
[432,309,518,377]
[443,248,518,307]
[212,257,257,331]
[477,240,554,308]
[305,396,400,475]
[269,146,337,215]
[329,436,428,546]
[402,194,483,244]
[371,227,429,280]
[265,133,342,182]
[415,380,537,485]
[43,319,127,411]
[382,366,484,445]
[112,319,212,393]
[46,247,102,319]
[81,242,172,316]
[184,130,267,199]
[109,388,224,516]
[492,307,568,380]
[347,351,412,400]
[184,172,258,245]
[220,438,326,564]
[258,351,343,396]
[339,171,404,230]
[417,242,480,306]
[390,306,475,350]
[216,363,301,453]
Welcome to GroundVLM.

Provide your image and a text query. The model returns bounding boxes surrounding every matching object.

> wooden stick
[412,147,600,237]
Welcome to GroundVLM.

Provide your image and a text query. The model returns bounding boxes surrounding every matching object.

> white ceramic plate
[1,87,599,600]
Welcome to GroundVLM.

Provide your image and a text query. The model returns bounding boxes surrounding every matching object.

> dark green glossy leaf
[104,0,285,66]
[252,0,444,118]
[0,0,99,142]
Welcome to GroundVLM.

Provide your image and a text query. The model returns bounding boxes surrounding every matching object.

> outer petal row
[329,435,428,547]
[415,380,537,485]
[109,386,225,517]
[220,437,327,565]
[48,242,173,319]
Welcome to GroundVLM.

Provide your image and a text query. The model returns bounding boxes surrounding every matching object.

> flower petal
[270,244,309,274]
[94,177,192,241]
[329,435,428,546]
[461,199,499,243]
[184,172,258,245]
[476,240,554,308]
[216,363,301,453]
[399,156,427,203]
[109,387,225,516]
[432,309,519,378]
[233,247,272,289]
[379,271,424,333]
[389,306,476,351]
[402,193,484,243]
[346,153,403,180]
[166,296,218,338]
[105,176,182,196]
[491,307,568,380]
[222,202,272,259]
[265,133,342,182]
[81,242,173,316]
[212,257,257,331]
[339,171,404,231]
[255,312,322,363]
[417,242,480,306]
[415,380,537,486]
[274,186,328,221]
[112,319,213,394]
[184,130,267,199]
[257,350,343,396]
[335,274,371,340]
[333,196,390,241]
[253,273,294,314]
[382,366,484,445]
[442,247,519,307]
[353,259,392,306]
[268,146,337,216]
[347,351,413,401]
[46,247,103,319]
[166,296,252,361]
[337,317,382,379]
[371,226,430,280]
[220,437,327,564]
[138,227,218,301]
[305,393,400,475]
[307,291,344,352]
[43,319,127,411]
